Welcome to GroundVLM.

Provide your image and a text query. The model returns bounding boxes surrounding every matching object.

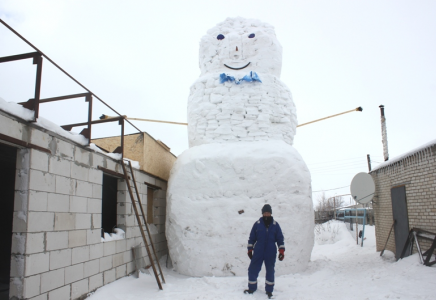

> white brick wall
[40,269,64,293]
[75,213,91,230]
[28,191,48,211]
[65,263,84,284]
[71,279,88,299]
[23,274,41,298]
[371,145,436,255]
[84,259,99,278]
[49,156,70,177]
[55,175,73,195]
[46,231,68,251]
[50,249,71,270]
[25,253,49,276]
[25,233,45,254]
[69,230,87,248]
[72,246,90,264]
[55,213,75,231]
[88,273,103,291]
[48,285,70,300]
[47,193,69,212]
[4,116,169,300]
[29,170,55,193]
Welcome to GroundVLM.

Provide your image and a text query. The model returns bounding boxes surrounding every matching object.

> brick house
[0,106,173,299]
[370,139,436,258]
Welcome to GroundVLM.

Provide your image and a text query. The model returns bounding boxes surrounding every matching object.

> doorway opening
[0,144,17,299]
[391,185,409,259]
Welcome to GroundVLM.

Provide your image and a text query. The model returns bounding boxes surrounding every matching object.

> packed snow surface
[167,141,313,276]
[86,221,436,300]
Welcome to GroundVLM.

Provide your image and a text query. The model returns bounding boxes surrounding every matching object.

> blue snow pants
[248,252,276,293]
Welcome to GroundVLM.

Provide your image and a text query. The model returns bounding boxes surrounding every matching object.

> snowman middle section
[187,72,298,147]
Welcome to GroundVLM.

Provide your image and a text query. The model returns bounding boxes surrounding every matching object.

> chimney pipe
[379,105,389,161]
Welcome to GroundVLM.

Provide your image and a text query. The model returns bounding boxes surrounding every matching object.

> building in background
[370,140,436,258]
[92,132,176,181]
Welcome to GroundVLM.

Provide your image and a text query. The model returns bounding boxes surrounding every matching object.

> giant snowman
[166,17,313,277]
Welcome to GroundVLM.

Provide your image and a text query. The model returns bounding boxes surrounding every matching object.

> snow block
[166,141,314,276]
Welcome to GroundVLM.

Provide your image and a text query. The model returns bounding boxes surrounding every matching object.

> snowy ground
[86,221,435,300]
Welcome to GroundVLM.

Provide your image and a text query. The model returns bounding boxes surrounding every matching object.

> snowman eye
[248,33,255,38]
[217,34,225,40]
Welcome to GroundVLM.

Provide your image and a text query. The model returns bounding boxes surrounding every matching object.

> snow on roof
[371,138,436,172]
[0,97,88,145]
[0,97,147,167]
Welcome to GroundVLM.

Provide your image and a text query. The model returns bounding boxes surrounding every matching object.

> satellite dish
[350,172,375,204]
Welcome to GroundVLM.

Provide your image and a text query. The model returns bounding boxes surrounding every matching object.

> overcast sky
[1,0,435,205]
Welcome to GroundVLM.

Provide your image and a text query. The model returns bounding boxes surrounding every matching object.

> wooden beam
[97,166,125,179]
[0,133,51,154]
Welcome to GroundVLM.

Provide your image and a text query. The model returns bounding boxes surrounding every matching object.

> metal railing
[0,19,143,158]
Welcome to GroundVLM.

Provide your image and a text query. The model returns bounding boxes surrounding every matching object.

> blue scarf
[219,71,262,85]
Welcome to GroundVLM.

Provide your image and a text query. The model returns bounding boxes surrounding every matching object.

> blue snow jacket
[247,217,285,257]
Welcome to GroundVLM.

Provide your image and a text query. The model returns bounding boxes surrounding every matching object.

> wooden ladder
[121,160,165,289]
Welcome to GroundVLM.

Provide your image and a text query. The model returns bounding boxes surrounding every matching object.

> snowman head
[199,17,283,77]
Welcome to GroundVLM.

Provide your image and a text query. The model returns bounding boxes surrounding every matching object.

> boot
[266,292,273,299]
[244,289,254,294]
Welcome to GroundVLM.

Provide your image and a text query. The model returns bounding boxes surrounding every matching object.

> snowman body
[166,17,314,277]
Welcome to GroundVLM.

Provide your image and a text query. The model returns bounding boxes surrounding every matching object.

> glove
[278,249,284,261]
[248,250,253,260]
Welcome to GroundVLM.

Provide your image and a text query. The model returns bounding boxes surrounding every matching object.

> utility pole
[334,197,336,220]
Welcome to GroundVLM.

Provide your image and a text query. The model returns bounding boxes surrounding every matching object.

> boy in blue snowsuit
[244,204,285,299]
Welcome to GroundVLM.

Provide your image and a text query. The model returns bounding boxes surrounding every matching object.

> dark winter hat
[262,204,272,214]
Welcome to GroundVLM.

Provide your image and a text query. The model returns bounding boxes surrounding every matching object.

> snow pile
[0,97,34,121]
[101,228,125,242]
[35,115,88,145]
[167,140,313,276]
[187,17,297,147]
[87,221,436,300]
[88,143,122,160]
[314,221,347,245]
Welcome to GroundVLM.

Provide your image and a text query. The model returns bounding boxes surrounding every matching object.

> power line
[307,156,365,166]
[313,185,350,193]
[309,162,367,172]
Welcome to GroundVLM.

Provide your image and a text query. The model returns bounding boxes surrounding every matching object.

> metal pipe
[102,106,363,128]
[297,107,362,128]
[128,117,188,126]
[379,105,389,161]
[367,154,372,172]
[413,231,425,264]
[33,55,43,120]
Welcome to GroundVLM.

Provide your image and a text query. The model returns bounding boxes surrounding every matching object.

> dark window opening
[0,144,17,300]
[101,174,118,237]
[147,187,154,224]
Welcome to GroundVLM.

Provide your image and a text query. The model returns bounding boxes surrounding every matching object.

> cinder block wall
[370,144,436,255]
[2,111,168,300]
